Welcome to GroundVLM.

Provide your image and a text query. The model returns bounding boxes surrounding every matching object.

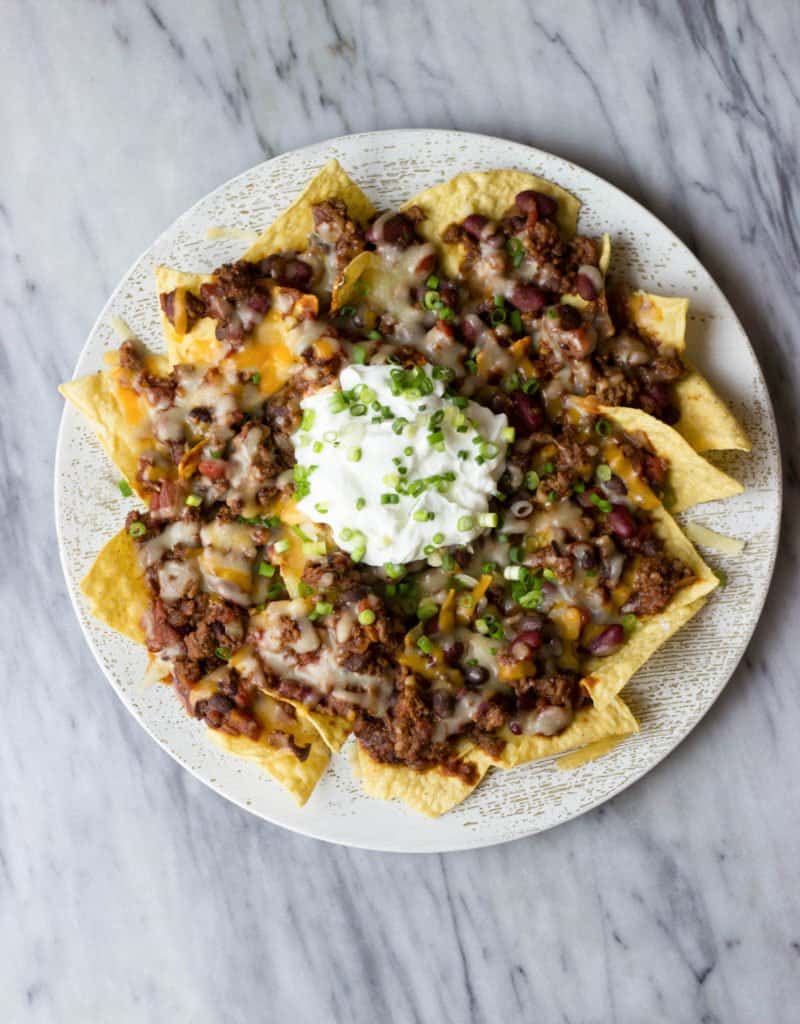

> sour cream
[293,364,509,565]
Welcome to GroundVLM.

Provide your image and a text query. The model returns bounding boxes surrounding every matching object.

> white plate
[55,130,781,853]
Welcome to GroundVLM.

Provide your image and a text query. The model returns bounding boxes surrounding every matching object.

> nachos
[61,161,746,814]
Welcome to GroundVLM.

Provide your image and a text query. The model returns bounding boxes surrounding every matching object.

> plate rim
[54,128,782,852]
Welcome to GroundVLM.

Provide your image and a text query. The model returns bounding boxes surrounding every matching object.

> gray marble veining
[2,1,798,1021]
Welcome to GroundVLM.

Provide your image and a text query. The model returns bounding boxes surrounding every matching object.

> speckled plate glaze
[55,130,781,853]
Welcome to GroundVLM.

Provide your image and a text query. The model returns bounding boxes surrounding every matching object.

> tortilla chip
[491,697,638,769]
[683,522,745,555]
[262,692,352,752]
[60,359,169,499]
[243,159,375,264]
[628,291,750,453]
[80,528,149,644]
[597,404,743,513]
[153,266,217,365]
[356,745,493,817]
[674,369,751,452]
[402,169,581,277]
[556,735,627,771]
[584,596,709,709]
[207,690,329,805]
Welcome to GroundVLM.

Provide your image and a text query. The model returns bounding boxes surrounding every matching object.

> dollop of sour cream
[293,364,509,566]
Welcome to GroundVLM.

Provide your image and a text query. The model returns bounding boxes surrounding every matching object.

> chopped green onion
[358,608,376,626]
[117,479,133,497]
[573,480,586,493]
[507,238,525,268]
[478,512,498,528]
[298,582,314,598]
[348,447,362,463]
[339,305,357,318]
[542,568,557,582]
[251,372,261,385]
[185,494,202,507]
[314,601,333,616]
[352,345,367,364]
[367,329,382,340]
[417,599,438,622]
[355,497,366,510]
[596,463,612,482]
[413,509,434,522]
[595,419,612,437]
[314,502,328,515]
[510,310,523,334]
[457,515,475,532]
[501,426,516,443]
[542,461,554,474]
[258,562,276,577]
[423,290,441,310]
[215,646,231,661]
[392,418,409,435]
[312,441,324,453]
[300,408,315,431]
[589,493,612,513]
[274,539,290,554]
[433,532,445,545]
[622,613,638,632]
[490,307,507,325]
[128,521,146,539]
[417,635,434,655]
[350,402,367,417]
[481,561,497,575]
[526,471,540,491]
[425,274,440,289]
[384,563,406,580]
[381,493,399,505]
[522,377,539,395]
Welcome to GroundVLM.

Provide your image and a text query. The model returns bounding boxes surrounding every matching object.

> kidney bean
[464,664,489,687]
[509,721,523,735]
[279,259,312,290]
[510,391,544,434]
[514,629,543,653]
[586,624,625,656]
[381,214,415,247]
[557,304,583,331]
[463,213,488,238]
[604,474,628,497]
[608,504,636,539]
[533,704,573,735]
[575,273,598,301]
[442,641,464,667]
[515,190,558,220]
[511,282,547,313]
[461,313,483,343]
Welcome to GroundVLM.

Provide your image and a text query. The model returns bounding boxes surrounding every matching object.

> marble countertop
[3,1,798,1020]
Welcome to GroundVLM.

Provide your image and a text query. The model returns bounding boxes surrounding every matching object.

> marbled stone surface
[2,1,798,1021]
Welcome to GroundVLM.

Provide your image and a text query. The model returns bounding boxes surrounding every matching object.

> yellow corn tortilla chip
[206,689,330,806]
[356,745,493,817]
[154,267,300,396]
[673,368,751,452]
[556,735,627,771]
[243,159,375,264]
[402,169,581,277]
[260,691,352,752]
[597,404,743,513]
[628,291,750,453]
[80,528,149,644]
[60,355,169,499]
[584,596,709,708]
[491,697,638,769]
[683,521,745,555]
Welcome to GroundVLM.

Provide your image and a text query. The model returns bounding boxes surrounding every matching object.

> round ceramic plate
[55,130,781,852]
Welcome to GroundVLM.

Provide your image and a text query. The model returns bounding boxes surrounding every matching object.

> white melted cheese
[293,364,509,565]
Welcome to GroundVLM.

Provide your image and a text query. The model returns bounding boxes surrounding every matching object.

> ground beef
[159,288,207,333]
[309,199,366,281]
[199,261,272,344]
[622,554,692,616]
